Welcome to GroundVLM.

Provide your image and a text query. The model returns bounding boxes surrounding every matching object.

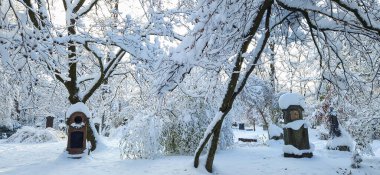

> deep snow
[0,128,379,175]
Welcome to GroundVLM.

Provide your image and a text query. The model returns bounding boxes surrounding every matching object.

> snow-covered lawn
[0,128,379,175]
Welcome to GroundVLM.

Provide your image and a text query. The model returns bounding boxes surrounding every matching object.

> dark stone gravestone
[94,123,100,133]
[253,119,256,131]
[46,116,55,128]
[262,124,268,131]
[67,112,87,156]
[239,123,245,130]
[282,105,313,158]
[328,111,341,137]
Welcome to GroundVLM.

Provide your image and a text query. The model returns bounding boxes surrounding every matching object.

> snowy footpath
[0,128,379,175]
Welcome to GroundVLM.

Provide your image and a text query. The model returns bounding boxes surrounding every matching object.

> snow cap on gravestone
[278,92,306,110]
[66,102,92,118]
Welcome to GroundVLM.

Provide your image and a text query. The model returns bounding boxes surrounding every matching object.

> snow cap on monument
[66,102,91,118]
[278,92,305,110]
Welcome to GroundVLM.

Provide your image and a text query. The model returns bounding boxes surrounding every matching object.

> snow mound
[326,126,354,151]
[278,92,306,109]
[269,124,283,137]
[66,102,91,118]
[5,126,66,143]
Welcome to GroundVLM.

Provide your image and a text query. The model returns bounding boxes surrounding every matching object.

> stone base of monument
[270,135,283,140]
[326,135,352,152]
[327,145,350,152]
[238,138,257,142]
[68,155,83,159]
[283,144,314,158]
[64,150,86,159]
[284,152,313,158]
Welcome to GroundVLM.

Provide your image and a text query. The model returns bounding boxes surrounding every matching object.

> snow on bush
[119,96,234,158]
[351,150,363,168]
[120,113,163,159]
[316,125,330,140]
[160,111,211,155]
[278,92,306,109]
[5,126,66,143]
[268,124,282,138]
[160,106,233,155]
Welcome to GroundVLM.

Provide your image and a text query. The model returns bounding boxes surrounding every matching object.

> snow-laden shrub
[120,114,163,159]
[160,110,209,155]
[108,125,127,139]
[0,117,14,131]
[347,117,378,156]
[219,116,234,150]
[160,100,234,155]
[5,126,66,143]
[316,125,330,140]
[351,150,363,168]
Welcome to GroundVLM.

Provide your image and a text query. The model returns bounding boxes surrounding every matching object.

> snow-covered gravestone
[66,103,91,157]
[279,93,313,158]
[326,108,352,152]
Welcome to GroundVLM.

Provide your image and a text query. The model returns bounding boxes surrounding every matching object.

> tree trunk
[193,1,273,172]
[65,17,98,153]
[87,122,97,153]
[269,42,276,92]
[205,121,223,172]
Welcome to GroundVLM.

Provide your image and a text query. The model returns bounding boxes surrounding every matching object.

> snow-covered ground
[0,127,379,175]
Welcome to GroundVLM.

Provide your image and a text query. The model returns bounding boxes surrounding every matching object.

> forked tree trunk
[194,1,273,172]
[21,0,111,153]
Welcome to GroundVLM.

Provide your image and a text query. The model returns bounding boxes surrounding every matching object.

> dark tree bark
[194,1,273,172]
[17,0,126,153]
[60,0,101,153]
[269,42,276,92]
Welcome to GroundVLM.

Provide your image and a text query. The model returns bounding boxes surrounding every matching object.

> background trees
[0,0,182,151]
[154,0,380,172]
